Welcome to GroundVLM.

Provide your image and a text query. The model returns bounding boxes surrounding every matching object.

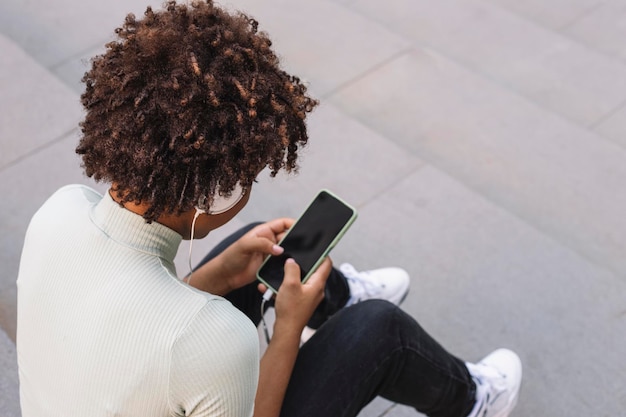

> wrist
[269,327,302,351]
[272,317,306,342]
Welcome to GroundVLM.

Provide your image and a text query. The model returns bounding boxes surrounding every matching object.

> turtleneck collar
[90,191,182,262]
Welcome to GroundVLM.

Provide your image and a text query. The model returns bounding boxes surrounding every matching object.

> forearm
[253,257,330,417]
[254,325,302,417]
[185,257,232,296]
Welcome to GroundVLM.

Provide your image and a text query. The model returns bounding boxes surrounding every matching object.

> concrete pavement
[3,0,626,415]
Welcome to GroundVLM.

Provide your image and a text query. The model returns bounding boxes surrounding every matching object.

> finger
[247,219,294,246]
[282,258,301,289]
[257,283,268,293]
[239,234,284,256]
[263,218,296,236]
[305,257,333,289]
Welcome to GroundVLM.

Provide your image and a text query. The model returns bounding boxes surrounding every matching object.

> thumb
[304,257,332,289]
[282,258,301,287]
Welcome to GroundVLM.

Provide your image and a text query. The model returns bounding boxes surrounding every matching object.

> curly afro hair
[77,0,318,222]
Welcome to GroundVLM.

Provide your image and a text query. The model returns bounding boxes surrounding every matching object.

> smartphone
[256,189,357,293]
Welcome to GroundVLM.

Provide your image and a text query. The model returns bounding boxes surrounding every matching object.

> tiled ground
[3,0,626,416]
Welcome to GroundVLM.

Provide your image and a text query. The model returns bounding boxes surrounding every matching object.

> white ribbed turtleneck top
[16,185,259,417]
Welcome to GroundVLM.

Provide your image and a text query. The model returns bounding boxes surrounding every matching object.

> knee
[349,299,399,318]
[346,300,420,340]
[346,299,406,331]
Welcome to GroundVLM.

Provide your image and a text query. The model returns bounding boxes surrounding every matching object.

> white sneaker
[340,263,410,307]
[465,349,522,417]
[300,263,410,345]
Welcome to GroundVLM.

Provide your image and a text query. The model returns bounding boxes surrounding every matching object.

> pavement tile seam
[319,46,415,100]
[387,144,626,281]
[0,127,80,174]
[480,0,606,30]
[1,35,82,170]
[486,0,606,33]
[491,0,619,58]
[447,42,626,135]
[588,102,626,144]
[51,45,107,95]
[561,1,626,69]
[553,1,606,31]
[353,164,428,211]
[588,103,626,151]
[589,97,626,129]
[48,40,105,73]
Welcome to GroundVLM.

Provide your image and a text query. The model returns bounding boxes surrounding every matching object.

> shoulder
[174,297,259,359]
[32,184,101,218]
[44,184,102,207]
[168,298,259,416]
[25,184,101,237]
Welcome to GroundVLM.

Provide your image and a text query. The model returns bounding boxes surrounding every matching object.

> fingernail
[286,258,295,264]
[273,244,284,254]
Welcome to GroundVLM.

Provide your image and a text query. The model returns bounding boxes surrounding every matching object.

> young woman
[16,2,521,416]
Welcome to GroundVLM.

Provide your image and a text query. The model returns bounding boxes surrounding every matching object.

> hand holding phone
[271,257,332,327]
[256,190,357,293]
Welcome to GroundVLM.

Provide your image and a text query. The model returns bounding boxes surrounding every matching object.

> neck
[108,187,195,238]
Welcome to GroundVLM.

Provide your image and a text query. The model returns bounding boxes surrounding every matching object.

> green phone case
[256,189,358,293]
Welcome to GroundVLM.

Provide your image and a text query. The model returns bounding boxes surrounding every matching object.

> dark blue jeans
[198,223,476,417]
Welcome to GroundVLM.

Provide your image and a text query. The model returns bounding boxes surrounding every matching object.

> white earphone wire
[185,186,244,285]
[186,207,203,286]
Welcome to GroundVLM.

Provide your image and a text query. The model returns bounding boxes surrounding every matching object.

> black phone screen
[257,191,355,291]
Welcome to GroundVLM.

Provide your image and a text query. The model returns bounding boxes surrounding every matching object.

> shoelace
[466,363,508,416]
[340,263,384,304]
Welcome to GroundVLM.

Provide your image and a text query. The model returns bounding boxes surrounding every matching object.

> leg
[194,222,351,327]
[280,300,476,417]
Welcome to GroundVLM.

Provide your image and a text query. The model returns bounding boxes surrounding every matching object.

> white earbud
[195,195,208,215]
